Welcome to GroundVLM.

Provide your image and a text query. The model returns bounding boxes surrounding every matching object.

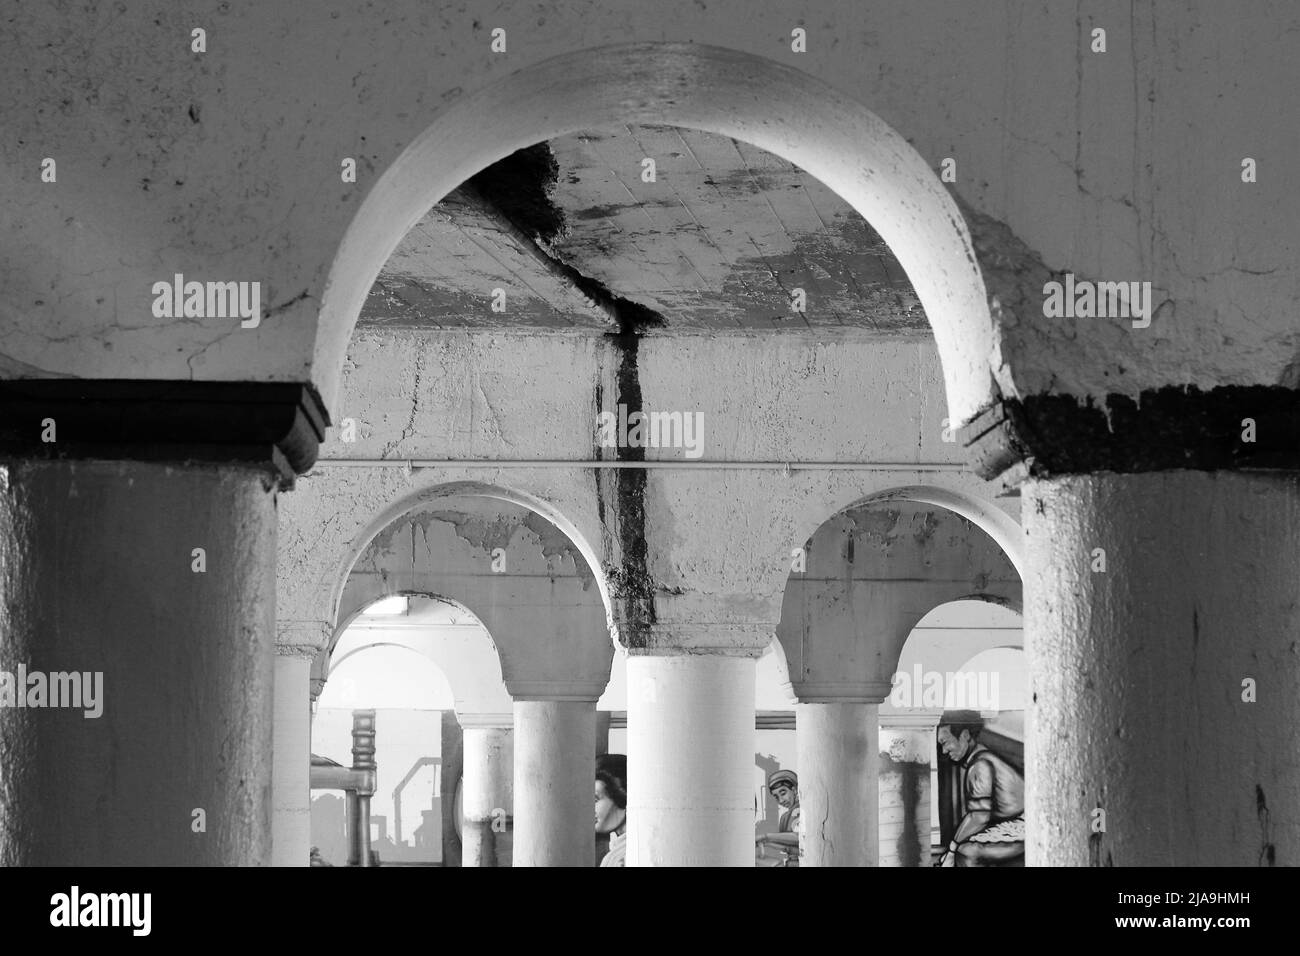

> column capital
[275,620,333,659]
[878,711,942,729]
[0,380,329,488]
[790,680,894,704]
[457,712,514,730]
[614,621,774,657]
[506,680,604,702]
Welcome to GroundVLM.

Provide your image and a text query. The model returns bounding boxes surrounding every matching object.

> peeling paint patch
[964,384,1300,479]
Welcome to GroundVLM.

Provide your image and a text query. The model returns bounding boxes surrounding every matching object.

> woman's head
[595,753,627,834]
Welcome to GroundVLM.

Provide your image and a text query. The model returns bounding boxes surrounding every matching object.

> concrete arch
[887,599,1025,712]
[777,495,1021,701]
[329,640,427,674]
[314,41,995,427]
[327,479,613,633]
[936,591,1024,620]
[328,595,514,716]
[333,493,614,702]
[323,641,457,711]
[801,484,1026,580]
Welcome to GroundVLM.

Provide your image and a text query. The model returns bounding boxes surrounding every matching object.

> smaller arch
[958,646,1028,713]
[327,479,613,633]
[888,599,1024,714]
[327,592,513,717]
[939,591,1024,619]
[820,484,1025,579]
[778,496,1021,701]
[333,496,615,703]
[318,642,456,712]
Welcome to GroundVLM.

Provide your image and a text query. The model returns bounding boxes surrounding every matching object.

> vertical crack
[596,297,664,647]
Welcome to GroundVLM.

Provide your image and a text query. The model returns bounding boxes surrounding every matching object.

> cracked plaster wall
[278,330,1020,653]
[3,2,1293,420]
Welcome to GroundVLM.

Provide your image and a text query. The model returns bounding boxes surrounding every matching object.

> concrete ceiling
[360,124,927,334]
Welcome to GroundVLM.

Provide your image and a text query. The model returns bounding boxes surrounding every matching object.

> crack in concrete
[463,149,668,641]
[379,346,425,459]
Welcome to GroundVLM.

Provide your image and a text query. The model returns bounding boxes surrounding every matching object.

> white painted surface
[272,653,314,867]
[461,725,514,867]
[513,700,596,867]
[797,702,879,866]
[627,654,756,866]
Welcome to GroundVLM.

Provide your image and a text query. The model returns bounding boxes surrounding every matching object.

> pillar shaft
[513,699,596,866]
[627,653,755,866]
[797,702,879,867]
[595,709,612,756]
[878,717,935,867]
[461,723,513,866]
[1025,471,1300,866]
[440,711,464,868]
[272,651,313,867]
[0,459,276,866]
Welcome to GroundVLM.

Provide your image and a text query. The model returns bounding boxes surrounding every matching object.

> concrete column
[595,709,612,756]
[272,649,314,867]
[796,691,888,867]
[440,711,464,868]
[460,715,514,866]
[1025,471,1300,866]
[626,652,755,866]
[878,714,938,867]
[513,698,596,866]
[0,459,277,866]
[308,649,328,721]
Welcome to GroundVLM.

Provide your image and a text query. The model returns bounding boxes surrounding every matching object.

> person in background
[595,753,628,867]
[935,713,1025,867]
[756,768,801,866]
[309,846,333,867]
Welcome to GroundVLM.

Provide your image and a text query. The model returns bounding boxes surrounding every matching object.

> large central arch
[314,41,995,426]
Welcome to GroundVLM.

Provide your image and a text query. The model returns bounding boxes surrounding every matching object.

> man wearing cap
[756,769,801,866]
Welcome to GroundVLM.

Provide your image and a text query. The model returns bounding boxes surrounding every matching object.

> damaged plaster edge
[961,383,1300,481]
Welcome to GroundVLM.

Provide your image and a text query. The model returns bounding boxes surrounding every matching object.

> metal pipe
[311,764,375,792]
[355,795,373,868]
[351,710,377,867]
[345,791,361,867]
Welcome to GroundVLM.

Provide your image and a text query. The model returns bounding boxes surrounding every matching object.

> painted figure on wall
[595,753,628,867]
[935,711,1025,867]
[756,769,802,866]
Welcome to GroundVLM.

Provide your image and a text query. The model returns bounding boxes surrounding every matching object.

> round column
[0,459,277,865]
[796,696,885,867]
[878,714,938,866]
[626,652,755,866]
[1025,471,1300,866]
[272,626,329,868]
[460,716,514,866]
[513,698,596,866]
